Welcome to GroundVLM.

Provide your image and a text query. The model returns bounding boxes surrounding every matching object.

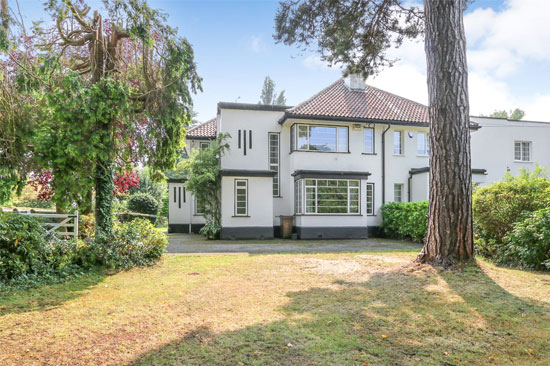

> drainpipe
[381,124,391,205]
[408,172,412,202]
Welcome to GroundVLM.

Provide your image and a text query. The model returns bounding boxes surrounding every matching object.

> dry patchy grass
[1,251,549,365]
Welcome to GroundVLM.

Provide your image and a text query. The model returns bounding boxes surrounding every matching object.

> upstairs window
[364,127,374,154]
[269,133,280,196]
[291,124,348,152]
[394,130,403,155]
[514,141,531,161]
[417,132,430,155]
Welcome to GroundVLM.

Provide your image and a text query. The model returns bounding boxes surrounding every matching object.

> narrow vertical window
[364,128,374,154]
[290,124,296,151]
[178,187,181,209]
[394,184,403,203]
[294,180,303,214]
[366,183,374,215]
[269,133,280,196]
[249,130,252,149]
[417,132,430,155]
[394,131,403,155]
[195,197,204,215]
[238,130,241,148]
[173,187,177,203]
[234,180,248,216]
[183,187,186,203]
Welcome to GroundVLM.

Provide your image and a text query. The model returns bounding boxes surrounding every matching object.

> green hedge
[502,207,550,270]
[381,201,429,242]
[127,193,159,216]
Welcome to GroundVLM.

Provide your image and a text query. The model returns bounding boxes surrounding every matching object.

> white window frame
[364,127,375,154]
[295,178,360,215]
[291,124,349,153]
[394,130,404,155]
[268,133,280,196]
[394,184,403,203]
[234,179,248,216]
[366,183,375,215]
[417,132,430,156]
[514,141,532,162]
[199,141,210,150]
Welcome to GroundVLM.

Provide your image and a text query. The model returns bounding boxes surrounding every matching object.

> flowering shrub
[27,170,54,202]
[114,170,140,195]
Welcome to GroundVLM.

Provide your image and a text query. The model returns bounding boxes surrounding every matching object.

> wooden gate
[2,210,79,238]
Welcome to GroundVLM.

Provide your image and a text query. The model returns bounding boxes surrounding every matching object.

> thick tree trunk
[417,0,474,266]
[94,159,114,235]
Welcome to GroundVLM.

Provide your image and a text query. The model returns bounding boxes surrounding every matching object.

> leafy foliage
[473,167,550,257]
[182,134,230,239]
[381,201,429,243]
[274,0,424,77]
[0,212,86,287]
[259,76,286,105]
[114,170,140,196]
[502,208,550,270]
[92,218,167,270]
[488,108,525,120]
[127,193,159,216]
[130,168,166,204]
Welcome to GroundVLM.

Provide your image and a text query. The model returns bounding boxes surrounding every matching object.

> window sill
[193,214,203,217]
[294,213,363,217]
[232,215,250,218]
[416,154,429,157]
[514,160,533,163]
[290,150,350,155]
[393,154,405,157]
[274,195,283,198]
[362,152,377,155]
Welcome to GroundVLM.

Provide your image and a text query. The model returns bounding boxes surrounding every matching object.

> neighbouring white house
[167,75,550,239]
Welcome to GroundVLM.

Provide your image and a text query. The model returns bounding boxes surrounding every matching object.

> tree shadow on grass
[0,269,108,316]
[131,263,550,366]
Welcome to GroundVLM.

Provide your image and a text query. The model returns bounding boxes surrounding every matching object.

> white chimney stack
[344,73,367,91]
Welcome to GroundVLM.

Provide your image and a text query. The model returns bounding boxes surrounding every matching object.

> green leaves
[381,201,429,242]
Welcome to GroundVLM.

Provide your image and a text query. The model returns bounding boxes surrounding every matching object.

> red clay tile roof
[283,79,429,125]
[186,118,217,139]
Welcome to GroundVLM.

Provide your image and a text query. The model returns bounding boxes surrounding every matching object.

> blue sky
[16,0,550,121]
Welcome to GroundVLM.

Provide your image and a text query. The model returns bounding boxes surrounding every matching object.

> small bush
[502,208,550,270]
[473,168,550,257]
[93,218,167,269]
[200,223,221,240]
[127,193,159,216]
[78,213,95,241]
[0,212,84,286]
[381,201,429,242]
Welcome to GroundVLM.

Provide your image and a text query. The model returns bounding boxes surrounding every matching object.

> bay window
[295,179,359,214]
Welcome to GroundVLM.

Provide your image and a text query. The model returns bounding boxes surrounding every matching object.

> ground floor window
[366,183,374,215]
[295,178,359,214]
[234,179,248,216]
[394,184,403,203]
[195,196,205,215]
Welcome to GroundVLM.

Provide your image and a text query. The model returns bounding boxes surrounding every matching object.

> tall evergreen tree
[275,0,474,266]
[259,76,286,105]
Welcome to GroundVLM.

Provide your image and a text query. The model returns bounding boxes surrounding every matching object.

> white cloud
[248,35,266,53]
[302,55,342,72]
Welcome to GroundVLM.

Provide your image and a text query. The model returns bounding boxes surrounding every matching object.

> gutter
[381,124,391,205]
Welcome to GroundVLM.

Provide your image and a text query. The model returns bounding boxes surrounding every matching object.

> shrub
[78,213,95,241]
[473,168,550,257]
[127,193,159,216]
[0,212,84,286]
[381,201,429,242]
[92,218,167,269]
[200,223,221,240]
[502,208,550,270]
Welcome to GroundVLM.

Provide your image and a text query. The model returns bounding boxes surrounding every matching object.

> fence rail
[1,209,79,238]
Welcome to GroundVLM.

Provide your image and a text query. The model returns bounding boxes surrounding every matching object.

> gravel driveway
[165,233,422,254]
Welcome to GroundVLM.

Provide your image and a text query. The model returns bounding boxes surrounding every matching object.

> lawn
[1,250,549,366]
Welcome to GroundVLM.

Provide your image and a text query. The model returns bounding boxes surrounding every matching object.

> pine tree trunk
[94,159,114,235]
[417,0,474,267]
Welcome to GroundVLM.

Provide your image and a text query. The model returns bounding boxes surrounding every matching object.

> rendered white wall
[220,176,273,228]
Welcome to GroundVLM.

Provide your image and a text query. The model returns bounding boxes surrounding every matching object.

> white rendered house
[168,75,550,239]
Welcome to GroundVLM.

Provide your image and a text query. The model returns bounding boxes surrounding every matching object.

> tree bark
[417,0,474,267]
